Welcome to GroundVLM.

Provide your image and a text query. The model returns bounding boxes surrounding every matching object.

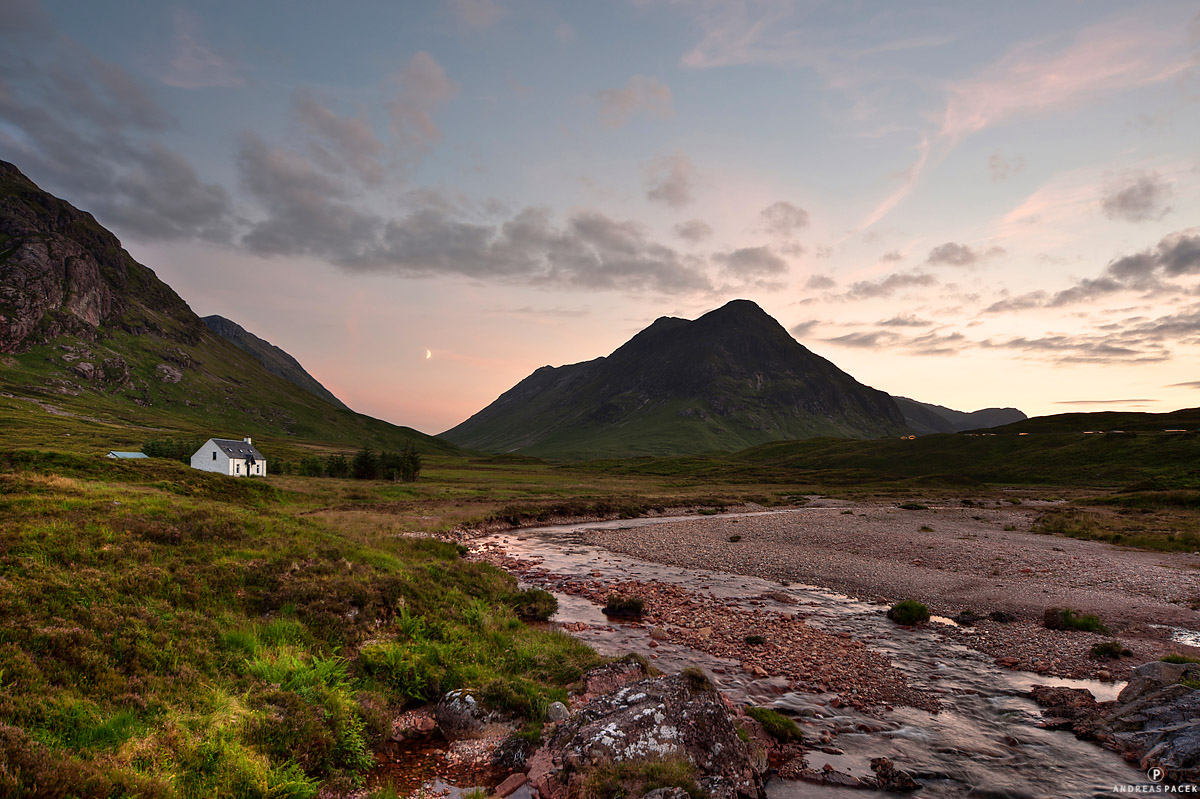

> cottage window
[212,451,216,460]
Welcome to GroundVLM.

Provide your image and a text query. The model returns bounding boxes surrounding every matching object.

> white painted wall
[190,439,233,475]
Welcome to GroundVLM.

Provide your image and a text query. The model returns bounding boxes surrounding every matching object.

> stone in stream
[435,689,512,740]
[1031,660,1200,785]
[525,669,766,799]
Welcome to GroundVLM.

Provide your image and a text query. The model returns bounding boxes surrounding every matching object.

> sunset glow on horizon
[3,1,1199,434]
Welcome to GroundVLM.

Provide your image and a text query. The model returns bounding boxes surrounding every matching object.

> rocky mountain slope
[894,396,1026,435]
[443,299,910,458]
[203,314,350,411]
[0,159,454,454]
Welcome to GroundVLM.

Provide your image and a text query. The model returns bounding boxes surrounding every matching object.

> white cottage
[190,437,267,477]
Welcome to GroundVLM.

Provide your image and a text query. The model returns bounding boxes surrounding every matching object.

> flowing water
[478,512,1157,798]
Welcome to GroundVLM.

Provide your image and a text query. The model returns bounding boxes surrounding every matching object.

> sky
[2,0,1199,435]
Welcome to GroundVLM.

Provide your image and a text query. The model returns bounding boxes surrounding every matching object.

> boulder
[1118,661,1200,704]
[1033,661,1200,786]
[546,701,570,722]
[527,671,765,799]
[435,689,510,740]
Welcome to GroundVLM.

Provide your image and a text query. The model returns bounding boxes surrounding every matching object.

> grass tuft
[745,706,803,744]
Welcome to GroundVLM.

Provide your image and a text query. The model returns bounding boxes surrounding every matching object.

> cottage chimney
[244,436,252,445]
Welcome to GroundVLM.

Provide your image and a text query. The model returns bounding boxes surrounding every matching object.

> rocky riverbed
[373,502,1200,798]
[572,501,1200,679]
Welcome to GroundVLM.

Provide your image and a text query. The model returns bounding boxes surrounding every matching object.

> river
[476,512,1155,799]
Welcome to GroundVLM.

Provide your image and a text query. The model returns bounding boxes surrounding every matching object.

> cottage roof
[107,451,149,459]
[211,439,266,461]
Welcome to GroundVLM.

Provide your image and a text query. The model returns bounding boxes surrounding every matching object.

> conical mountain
[442,299,909,458]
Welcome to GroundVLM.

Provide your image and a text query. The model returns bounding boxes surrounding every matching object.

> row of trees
[281,444,422,482]
[141,437,206,462]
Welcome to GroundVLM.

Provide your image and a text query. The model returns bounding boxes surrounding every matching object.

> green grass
[745,706,803,744]
[576,755,705,799]
[1161,654,1200,664]
[1044,608,1108,634]
[1089,640,1132,659]
[0,453,602,796]
[887,600,930,625]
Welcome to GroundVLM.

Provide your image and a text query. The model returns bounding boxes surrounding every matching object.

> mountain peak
[443,301,909,458]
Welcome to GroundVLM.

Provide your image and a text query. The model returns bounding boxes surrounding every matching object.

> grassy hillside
[576,428,1200,491]
[1,158,455,459]
[0,328,458,460]
[0,452,602,798]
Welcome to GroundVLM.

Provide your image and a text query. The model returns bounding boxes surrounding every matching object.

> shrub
[745,706,803,743]
[887,600,930,625]
[1044,607,1108,634]
[602,594,645,619]
[1089,640,1132,660]
[952,609,980,626]
[509,588,558,622]
[728,534,742,542]
[744,634,765,646]
[899,502,927,510]
[681,666,714,694]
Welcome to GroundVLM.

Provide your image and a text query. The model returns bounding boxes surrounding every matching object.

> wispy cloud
[387,52,459,154]
[292,91,386,185]
[163,10,245,89]
[926,242,1005,267]
[760,200,809,238]
[594,75,672,127]
[843,271,937,300]
[446,0,505,30]
[1100,171,1174,222]
[939,18,1192,142]
[644,151,697,208]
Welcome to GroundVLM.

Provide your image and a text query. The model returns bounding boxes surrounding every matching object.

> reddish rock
[493,772,527,797]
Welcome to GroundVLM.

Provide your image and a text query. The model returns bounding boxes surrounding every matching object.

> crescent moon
[425,349,432,360]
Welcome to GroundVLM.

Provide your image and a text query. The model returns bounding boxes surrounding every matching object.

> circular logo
[1146,766,1166,784]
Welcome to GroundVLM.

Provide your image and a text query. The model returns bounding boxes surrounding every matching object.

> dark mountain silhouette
[894,396,1026,435]
[442,299,910,458]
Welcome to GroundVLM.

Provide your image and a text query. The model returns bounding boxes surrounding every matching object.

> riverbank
[567,500,1200,681]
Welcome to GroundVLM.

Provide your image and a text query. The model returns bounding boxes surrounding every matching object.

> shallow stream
[480,511,1155,799]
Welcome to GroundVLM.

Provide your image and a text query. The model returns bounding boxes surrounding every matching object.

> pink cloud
[940,20,1194,141]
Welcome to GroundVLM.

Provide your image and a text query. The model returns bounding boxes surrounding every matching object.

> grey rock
[1035,661,1200,786]
[156,363,183,383]
[435,689,509,741]
[546,701,570,722]
[530,671,765,799]
[1118,661,1200,704]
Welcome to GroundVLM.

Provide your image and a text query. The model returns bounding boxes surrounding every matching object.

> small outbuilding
[107,451,149,459]
[190,437,267,477]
